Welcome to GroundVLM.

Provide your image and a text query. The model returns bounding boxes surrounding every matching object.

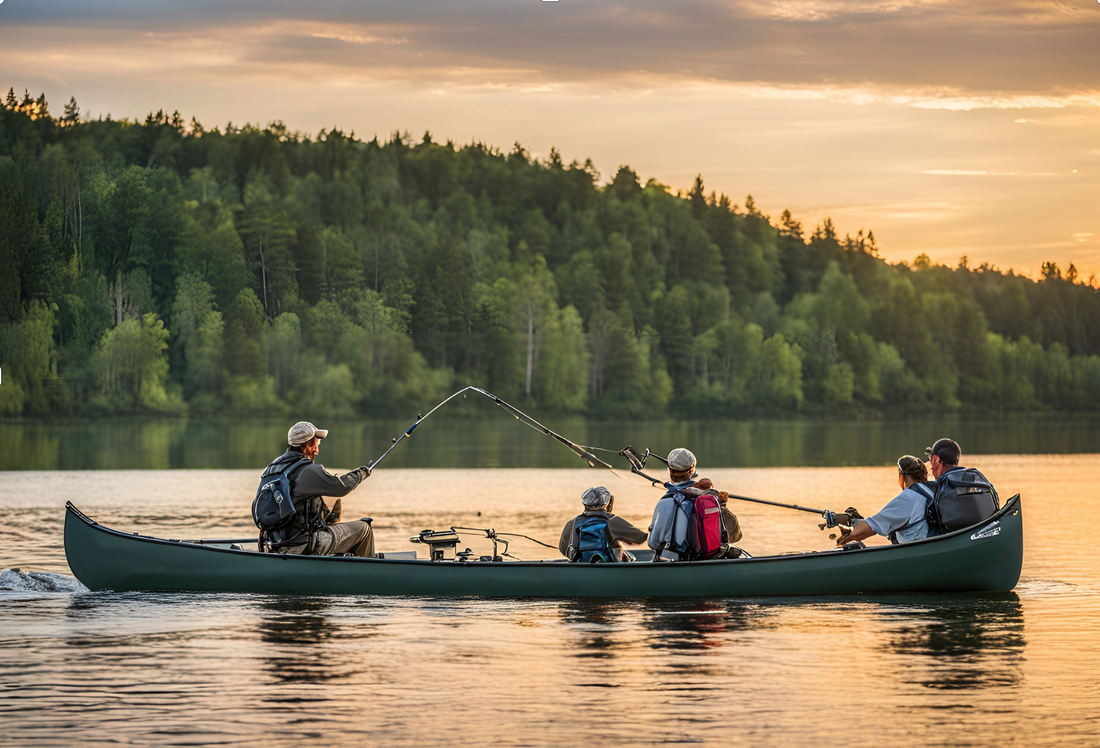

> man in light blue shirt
[838,455,934,546]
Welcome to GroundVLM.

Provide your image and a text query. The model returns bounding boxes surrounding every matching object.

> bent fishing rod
[367,386,856,529]
[365,385,614,472]
[618,445,857,529]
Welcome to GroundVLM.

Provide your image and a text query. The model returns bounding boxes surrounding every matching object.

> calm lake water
[5,414,1100,470]
[2,448,1099,746]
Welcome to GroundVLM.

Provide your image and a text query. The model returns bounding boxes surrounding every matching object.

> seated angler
[559,486,648,562]
[924,437,1000,535]
[256,421,376,557]
[649,448,743,560]
[837,455,935,547]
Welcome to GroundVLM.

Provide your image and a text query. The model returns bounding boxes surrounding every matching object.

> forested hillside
[2,89,1098,417]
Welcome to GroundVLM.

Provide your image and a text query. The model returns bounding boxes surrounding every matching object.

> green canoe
[64,497,1023,597]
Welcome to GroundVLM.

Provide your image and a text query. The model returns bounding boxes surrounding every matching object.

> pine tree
[689,175,706,217]
[779,209,803,238]
[34,92,49,120]
[63,96,80,126]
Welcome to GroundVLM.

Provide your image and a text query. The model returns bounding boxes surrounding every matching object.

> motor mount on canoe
[62,495,1023,597]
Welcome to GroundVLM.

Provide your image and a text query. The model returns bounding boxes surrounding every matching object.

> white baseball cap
[288,421,328,446]
[667,448,696,472]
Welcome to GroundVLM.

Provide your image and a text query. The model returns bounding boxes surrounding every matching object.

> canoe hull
[64,497,1023,597]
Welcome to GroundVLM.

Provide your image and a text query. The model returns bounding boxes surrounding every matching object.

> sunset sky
[3,0,1098,280]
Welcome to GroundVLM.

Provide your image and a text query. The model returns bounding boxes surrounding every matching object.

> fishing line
[451,527,557,550]
[367,385,619,472]
[368,385,848,527]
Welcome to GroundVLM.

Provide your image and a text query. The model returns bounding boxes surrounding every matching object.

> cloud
[3,0,1100,108]
[920,170,1015,176]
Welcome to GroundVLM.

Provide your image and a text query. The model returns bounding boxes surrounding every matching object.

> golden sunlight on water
[1,454,1098,745]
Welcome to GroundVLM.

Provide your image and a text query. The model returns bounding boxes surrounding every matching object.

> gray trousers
[277,520,375,557]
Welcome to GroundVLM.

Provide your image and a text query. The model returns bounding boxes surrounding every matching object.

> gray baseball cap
[288,421,328,446]
[667,448,696,472]
[581,486,612,509]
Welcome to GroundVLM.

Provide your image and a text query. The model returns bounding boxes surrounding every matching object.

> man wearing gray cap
[256,421,375,557]
[649,448,742,559]
[558,486,647,562]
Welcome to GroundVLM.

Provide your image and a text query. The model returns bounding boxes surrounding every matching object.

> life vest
[569,514,617,563]
[252,452,312,550]
[926,467,1000,536]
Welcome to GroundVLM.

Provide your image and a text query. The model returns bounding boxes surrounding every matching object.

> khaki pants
[277,520,375,557]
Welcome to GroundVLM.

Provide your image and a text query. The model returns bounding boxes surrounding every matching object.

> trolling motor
[410,528,461,561]
[410,527,514,562]
[410,526,554,562]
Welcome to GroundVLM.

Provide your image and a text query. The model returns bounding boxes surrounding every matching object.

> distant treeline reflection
[6,416,1099,471]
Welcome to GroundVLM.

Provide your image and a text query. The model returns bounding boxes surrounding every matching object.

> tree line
[2,88,1099,418]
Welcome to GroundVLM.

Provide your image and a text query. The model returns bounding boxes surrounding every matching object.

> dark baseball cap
[925,438,960,465]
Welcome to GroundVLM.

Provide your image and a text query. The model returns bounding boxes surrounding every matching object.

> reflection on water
[2,457,1099,746]
[256,597,369,684]
[640,600,754,652]
[0,587,1092,746]
[6,414,1100,470]
[561,600,624,658]
[256,596,338,685]
[881,593,1026,690]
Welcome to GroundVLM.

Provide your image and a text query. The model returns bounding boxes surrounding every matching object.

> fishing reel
[619,446,672,485]
[620,445,668,471]
[819,507,863,539]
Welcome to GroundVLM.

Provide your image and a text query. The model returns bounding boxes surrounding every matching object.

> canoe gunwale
[64,494,1022,569]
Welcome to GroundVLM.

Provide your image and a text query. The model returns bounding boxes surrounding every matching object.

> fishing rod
[366,385,615,472]
[368,387,857,529]
[618,445,857,529]
[365,386,476,471]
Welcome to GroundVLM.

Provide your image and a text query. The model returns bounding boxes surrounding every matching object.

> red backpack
[688,494,726,558]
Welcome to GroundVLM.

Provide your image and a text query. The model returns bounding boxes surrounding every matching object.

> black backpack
[252,454,311,532]
[926,468,999,536]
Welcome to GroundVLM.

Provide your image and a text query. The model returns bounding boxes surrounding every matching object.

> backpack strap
[284,455,312,485]
[911,482,935,501]
[258,455,313,552]
[887,483,936,543]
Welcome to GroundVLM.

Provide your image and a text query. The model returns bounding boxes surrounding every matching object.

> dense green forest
[2,88,1099,418]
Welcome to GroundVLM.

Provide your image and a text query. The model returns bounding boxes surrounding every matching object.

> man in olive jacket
[263,421,375,557]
